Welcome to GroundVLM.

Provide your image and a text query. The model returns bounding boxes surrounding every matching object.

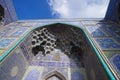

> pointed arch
[43,71,66,80]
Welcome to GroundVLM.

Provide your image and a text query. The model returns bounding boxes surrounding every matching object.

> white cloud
[47,0,110,18]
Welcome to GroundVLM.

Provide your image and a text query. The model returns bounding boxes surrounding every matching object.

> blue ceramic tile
[95,38,114,43]
[0,27,17,37]
[0,38,17,48]
[86,26,107,37]
[91,29,106,37]
[112,54,120,73]
[95,38,120,50]
[99,43,111,49]
[25,69,40,80]
[48,62,56,67]
[20,43,30,60]
[10,27,29,37]
[100,24,120,42]
[0,47,27,80]
[111,43,120,49]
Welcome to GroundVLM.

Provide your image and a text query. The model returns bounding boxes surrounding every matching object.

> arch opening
[44,71,66,80]
[23,23,110,80]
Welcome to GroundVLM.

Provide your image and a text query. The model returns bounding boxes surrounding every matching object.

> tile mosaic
[99,43,120,50]
[0,26,17,37]
[99,23,120,42]
[0,47,27,80]
[0,38,18,49]
[110,54,120,75]
[9,27,29,37]
[19,42,30,61]
[24,35,32,52]
[95,38,120,50]
[95,38,114,43]
[86,26,108,37]
[24,69,40,80]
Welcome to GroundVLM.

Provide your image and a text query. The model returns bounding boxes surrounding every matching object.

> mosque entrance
[22,23,109,80]
[31,23,86,80]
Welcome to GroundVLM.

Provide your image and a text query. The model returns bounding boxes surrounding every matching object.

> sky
[12,0,110,20]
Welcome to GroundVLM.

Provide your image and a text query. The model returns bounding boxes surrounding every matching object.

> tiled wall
[25,23,109,80]
[0,47,28,80]
[0,20,119,79]
[82,20,120,78]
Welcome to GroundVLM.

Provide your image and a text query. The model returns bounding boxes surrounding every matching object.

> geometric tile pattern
[0,24,30,61]
[0,38,17,49]
[0,26,17,37]
[86,26,108,37]
[99,23,120,42]
[24,69,40,80]
[1,20,120,80]
[20,42,30,61]
[85,21,120,78]
[0,47,28,80]
[110,54,120,74]
[95,38,120,50]
[24,24,90,80]
[9,27,29,37]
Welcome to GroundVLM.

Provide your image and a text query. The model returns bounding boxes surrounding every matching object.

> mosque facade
[0,0,120,80]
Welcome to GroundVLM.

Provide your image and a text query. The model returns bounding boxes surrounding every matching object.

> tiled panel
[99,23,120,42]
[9,27,30,37]
[95,38,120,50]
[86,26,108,37]
[22,66,43,80]
[0,47,28,80]
[19,42,30,61]
[23,35,32,53]
[0,26,17,37]
[24,69,40,80]
[103,51,120,76]
[110,54,120,74]
[0,38,18,49]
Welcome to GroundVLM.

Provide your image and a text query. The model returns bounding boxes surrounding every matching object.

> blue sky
[12,0,110,20]
[12,0,54,20]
